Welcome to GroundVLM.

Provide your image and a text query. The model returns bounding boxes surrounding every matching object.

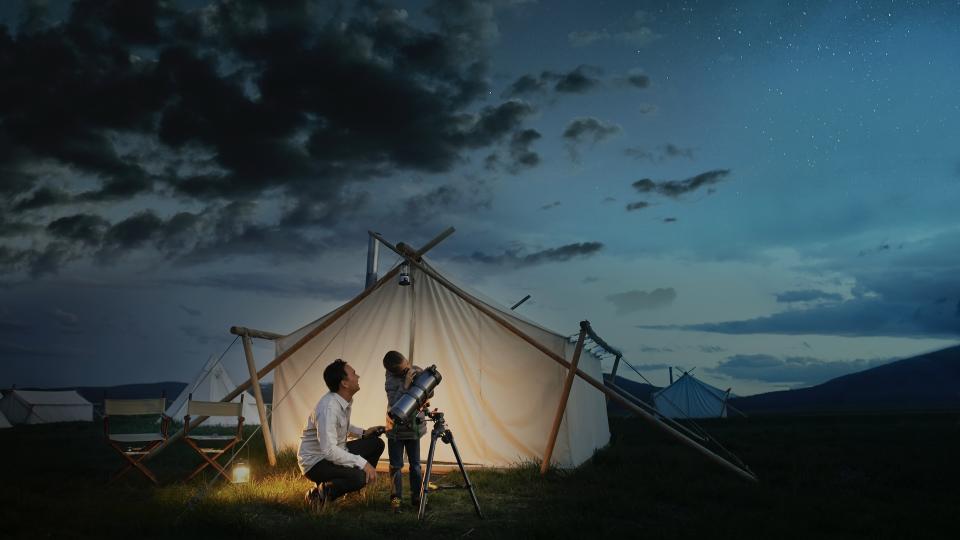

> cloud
[626,144,694,162]
[626,201,649,212]
[698,345,726,353]
[179,304,202,317]
[568,10,660,48]
[706,354,892,386]
[169,272,361,300]
[605,287,676,314]
[663,217,677,223]
[540,201,561,210]
[562,117,621,160]
[467,241,604,268]
[0,1,538,277]
[582,276,599,284]
[502,65,602,99]
[507,129,542,172]
[51,308,79,328]
[775,289,844,303]
[632,169,731,198]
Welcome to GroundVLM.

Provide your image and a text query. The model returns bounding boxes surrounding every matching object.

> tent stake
[541,321,587,474]
[242,333,277,466]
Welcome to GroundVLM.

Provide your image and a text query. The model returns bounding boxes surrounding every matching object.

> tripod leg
[418,429,440,521]
[446,431,484,519]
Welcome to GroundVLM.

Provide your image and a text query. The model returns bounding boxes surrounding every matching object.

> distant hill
[731,345,960,414]
[603,374,660,417]
[75,382,188,406]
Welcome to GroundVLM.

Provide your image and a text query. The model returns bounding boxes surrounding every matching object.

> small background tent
[271,261,610,468]
[166,356,262,425]
[0,390,93,424]
[653,372,730,419]
[0,409,11,428]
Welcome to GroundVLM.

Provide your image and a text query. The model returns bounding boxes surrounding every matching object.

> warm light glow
[232,461,251,484]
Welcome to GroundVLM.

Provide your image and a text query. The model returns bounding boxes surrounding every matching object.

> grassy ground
[2,413,958,539]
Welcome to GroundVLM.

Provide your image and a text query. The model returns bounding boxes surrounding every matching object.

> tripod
[417,409,484,521]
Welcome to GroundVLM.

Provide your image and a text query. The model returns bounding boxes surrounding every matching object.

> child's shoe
[390,496,403,514]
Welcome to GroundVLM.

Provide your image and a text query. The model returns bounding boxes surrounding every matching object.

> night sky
[2,0,958,395]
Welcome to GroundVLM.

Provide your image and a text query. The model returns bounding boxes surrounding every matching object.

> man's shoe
[390,496,403,514]
[306,484,327,510]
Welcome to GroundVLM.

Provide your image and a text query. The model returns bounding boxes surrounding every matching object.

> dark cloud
[663,217,677,223]
[13,186,73,211]
[605,288,676,314]
[622,72,650,89]
[507,128,541,172]
[0,217,36,237]
[775,289,844,303]
[467,241,604,268]
[562,117,621,161]
[0,0,536,277]
[632,169,731,198]
[698,345,726,353]
[626,144,694,163]
[706,354,892,387]
[626,201,649,212]
[502,65,602,98]
[582,276,599,284]
[179,304,202,317]
[46,214,110,246]
[540,201,561,210]
[638,345,672,353]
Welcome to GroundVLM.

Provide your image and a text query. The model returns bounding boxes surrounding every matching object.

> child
[382,350,425,513]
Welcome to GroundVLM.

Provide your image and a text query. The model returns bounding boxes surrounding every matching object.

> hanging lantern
[398,261,412,286]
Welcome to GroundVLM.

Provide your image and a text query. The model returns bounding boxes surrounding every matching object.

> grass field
[2,413,957,539]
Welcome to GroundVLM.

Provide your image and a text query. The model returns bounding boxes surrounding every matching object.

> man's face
[342,364,360,394]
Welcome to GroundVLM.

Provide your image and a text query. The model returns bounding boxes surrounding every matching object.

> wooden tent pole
[375,237,757,482]
[242,333,277,466]
[145,227,456,461]
[540,321,587,474]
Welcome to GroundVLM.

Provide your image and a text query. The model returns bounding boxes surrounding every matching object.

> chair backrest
[187,399,243,419]
[104,398,166,417]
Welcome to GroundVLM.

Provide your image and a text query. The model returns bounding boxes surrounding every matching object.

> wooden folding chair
[103,397,170,485]
[183,394,245,482]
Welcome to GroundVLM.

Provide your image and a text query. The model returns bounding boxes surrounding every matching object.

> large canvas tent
[653,372,730,419]
[0,390,93,424]
[166,356,261,426]
[271,261,611,468]
[0,409,11,428]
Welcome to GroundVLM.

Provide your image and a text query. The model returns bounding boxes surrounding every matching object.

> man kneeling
[299,359,385,506]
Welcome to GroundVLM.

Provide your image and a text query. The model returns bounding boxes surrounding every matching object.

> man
[299,359,385,507]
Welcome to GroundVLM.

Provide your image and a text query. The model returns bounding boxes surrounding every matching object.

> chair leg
[108,441,161,485]
[185,438,239,483]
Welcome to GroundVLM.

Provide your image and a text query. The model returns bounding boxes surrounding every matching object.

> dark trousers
[387,438,422,502]
[304,437,385,500]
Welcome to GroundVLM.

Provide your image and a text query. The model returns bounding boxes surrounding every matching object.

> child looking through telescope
[382,350,426,513]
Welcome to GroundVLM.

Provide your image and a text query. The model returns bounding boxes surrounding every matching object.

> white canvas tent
[166,356,261,425]
[653,372,730,419]
[0,409,11,428]
[0,390,93,424]
[271,261,611,468]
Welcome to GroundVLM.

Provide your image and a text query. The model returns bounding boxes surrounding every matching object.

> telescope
[388,365,442,424]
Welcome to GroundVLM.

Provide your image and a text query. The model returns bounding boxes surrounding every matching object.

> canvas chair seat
[103,397,170,485]
[185,434,237,441]
[109,433,166,443]
[183,394,245,482]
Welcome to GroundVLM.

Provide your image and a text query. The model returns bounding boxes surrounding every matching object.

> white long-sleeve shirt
[297,392,367,474]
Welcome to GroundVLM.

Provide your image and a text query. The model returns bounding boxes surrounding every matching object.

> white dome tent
[653,371,731,419]
[165,356,261,426]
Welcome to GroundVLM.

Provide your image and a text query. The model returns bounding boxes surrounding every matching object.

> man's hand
[363,462,377,484]
[363,425,385,437]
